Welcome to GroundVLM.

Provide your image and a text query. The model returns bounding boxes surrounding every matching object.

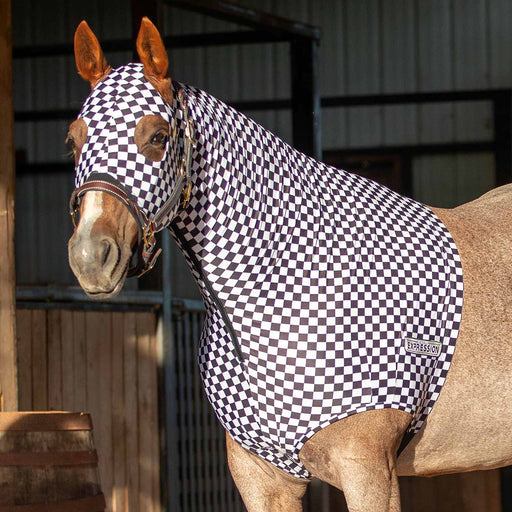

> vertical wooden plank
[111,312,126,512]
[459,470,502,512]
[31,310,48,411]
[73,310,87,412]
[101,313,114,511]
[16,310,32,411]
[47,309,63,410]
[0,0,17,412]
[124,312,139,511]
[61,310,75,410]
[86,311,113,510]
[137,312,155,512]
[485,470,502,512]
[149,314,161,512]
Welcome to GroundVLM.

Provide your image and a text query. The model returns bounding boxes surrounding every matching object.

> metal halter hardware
[69,90,196,278]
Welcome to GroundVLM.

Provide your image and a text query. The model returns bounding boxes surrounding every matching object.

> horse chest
[172,148,464,479]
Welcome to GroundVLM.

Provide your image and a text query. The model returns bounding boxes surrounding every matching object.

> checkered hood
[76,63,183,227]
[74,66,464,479]
[170,85,464,479]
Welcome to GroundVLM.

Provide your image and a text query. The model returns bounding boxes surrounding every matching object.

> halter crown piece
[69,63,195,277]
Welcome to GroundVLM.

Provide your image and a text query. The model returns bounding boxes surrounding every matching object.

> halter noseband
[69,90,196,278]
[69,173,162,277]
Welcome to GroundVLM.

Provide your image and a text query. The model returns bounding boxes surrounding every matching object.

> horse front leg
[299,409,411,512]
[226,432,309,511]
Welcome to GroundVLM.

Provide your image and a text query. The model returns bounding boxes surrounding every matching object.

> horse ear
[136,17,173,104]
[74,21,111,89]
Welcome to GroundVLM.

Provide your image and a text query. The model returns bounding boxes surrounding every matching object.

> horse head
[68,18,187,298]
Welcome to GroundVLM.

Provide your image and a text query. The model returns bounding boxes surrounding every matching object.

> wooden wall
[400,472,501,512]
[327,468,501,512]
[15,307,161,512]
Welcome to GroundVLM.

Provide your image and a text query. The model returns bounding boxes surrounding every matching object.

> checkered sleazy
[74,63,464,479]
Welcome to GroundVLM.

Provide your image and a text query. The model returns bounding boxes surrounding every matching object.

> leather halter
[69,173,161,277]
[69,90,196,278]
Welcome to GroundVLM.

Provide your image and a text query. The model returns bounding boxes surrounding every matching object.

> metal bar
[493,91,512,186]
[163,30,288,47]
[158,230,180,512]
[17,140,494,184]
[13,40,131,59]
[321,90,511,107]
[15,109,77,121]
[323,141,495,159]
[174,308,188,512]
[15,285,164,305]
[191,312,205,512]
[13,30,290,61]
[16,90,511,122]
[290,37,322,160]
[165,0,320,40]
[16,300,156,313]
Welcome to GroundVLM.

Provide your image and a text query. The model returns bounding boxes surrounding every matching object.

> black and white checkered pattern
[76,63,184,227]
[74,64,464,479]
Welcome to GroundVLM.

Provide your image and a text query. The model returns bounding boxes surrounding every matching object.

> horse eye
[150,132,168,148]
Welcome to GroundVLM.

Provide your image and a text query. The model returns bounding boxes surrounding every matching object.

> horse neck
[172,85,314,254]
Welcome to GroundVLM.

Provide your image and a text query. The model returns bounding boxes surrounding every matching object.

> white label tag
[404,338,442,357]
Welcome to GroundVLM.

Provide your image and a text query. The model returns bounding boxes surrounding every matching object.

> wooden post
[0,0,17,411]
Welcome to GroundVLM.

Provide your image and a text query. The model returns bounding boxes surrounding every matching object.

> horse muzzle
[68,232,130,298]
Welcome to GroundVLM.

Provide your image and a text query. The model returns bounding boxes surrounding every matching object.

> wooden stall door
[16,308,161,512]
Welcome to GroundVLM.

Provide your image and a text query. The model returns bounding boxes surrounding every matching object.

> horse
[67,18,512,512]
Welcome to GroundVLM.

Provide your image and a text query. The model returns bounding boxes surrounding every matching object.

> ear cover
[136,17,173,104]
[74,20,111,88]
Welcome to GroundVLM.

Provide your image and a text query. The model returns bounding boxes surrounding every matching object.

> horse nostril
[101,239,112,266]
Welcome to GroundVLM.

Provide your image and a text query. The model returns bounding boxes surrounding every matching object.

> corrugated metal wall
[11,2,512,510]
[13,0,512,287]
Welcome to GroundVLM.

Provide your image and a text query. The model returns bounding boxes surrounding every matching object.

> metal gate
[171,302,244,511]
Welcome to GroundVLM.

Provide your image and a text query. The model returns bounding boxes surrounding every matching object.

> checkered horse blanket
[75,63,464,479]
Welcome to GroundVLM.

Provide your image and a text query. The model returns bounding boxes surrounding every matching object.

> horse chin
[80,269,128,299]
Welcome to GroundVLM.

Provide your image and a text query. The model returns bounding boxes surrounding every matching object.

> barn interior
[3,0,512,511]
